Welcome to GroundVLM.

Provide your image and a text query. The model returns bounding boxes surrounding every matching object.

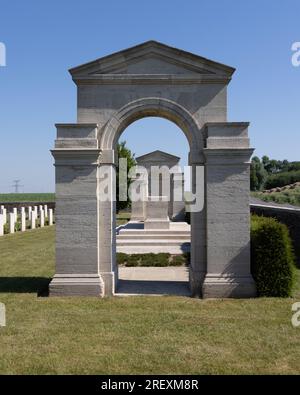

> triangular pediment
[136,150,180,165]
[69,41,235,84]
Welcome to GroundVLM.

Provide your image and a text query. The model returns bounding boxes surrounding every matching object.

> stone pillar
[98,149,118,296]
[188,159,206,297]
[49,124,104,297]
[202,123,256,298]
[49,209,53,226]
[9,212,15,233]
[21,209,26,232]
[171,171,185,221]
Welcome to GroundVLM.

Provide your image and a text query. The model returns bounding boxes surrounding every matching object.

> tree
[116,141,136,212]
[250,156,267,191]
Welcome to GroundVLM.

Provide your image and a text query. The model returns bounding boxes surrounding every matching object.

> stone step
[117,233,190,240]
[117,230,190,236]
[117,245,190,254]
[117,239,190,246]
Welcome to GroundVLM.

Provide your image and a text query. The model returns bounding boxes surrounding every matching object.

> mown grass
[0,193,55,202]
[252,187,300,207]
[116,211,131,226]
[0,227,300,374]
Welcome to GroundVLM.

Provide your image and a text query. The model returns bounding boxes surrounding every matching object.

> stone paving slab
[116,266,190,296]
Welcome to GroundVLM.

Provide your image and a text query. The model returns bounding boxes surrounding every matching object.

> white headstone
[31,211,36,229]
[28,206,32,220]
[9,212,15,233]
[0,214,4,236]
[40,209,45,227]
[21,210,26,232]
[2,208,7,224]
[0,205,4,213]
[13,207,17,223]
[44,205,48,218]
[49,209,53,226]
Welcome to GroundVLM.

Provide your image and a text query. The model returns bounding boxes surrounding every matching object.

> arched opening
[114,117,191,295]
[98,97,207,297]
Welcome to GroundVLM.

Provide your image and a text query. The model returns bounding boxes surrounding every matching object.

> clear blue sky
[0,0,299,192]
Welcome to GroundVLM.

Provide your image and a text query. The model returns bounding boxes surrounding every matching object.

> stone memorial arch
[50,41,256,298]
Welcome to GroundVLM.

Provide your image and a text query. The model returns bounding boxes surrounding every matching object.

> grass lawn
[0,227,300,374]
[0,193,55,203]
[116,211,131,226]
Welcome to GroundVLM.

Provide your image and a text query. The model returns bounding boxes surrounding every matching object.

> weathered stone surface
[51,41,255,298]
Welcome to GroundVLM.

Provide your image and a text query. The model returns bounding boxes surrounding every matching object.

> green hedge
[251,215,296,297]
[265,170,300,189]
[117,252,189,267]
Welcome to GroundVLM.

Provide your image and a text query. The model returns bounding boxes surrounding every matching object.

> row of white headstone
[0,205,54,236]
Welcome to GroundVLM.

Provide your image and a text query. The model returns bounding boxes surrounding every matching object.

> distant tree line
[250,156,300,191]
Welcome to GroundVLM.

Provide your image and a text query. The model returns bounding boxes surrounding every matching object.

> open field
[0,227,300,374]
[252,186,300,207]
[0,193,55,203]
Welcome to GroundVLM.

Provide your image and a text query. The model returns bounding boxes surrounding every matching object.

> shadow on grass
[116,279,190,296]
[0,277,51,296]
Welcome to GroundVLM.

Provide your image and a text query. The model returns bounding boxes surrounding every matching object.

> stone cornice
[51,148,101,166]
[69,40,235,77]
[73,74,231,85]
[203,148,254,165]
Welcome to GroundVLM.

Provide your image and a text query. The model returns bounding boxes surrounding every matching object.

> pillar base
[202,274,256,298]
[130,216,144,222]
[49,274,105,297]
[144,220,170,230]
[100,271,117,296]
[189,267,205,298]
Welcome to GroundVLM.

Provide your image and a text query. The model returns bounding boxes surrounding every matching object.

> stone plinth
[144,196,170,230]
